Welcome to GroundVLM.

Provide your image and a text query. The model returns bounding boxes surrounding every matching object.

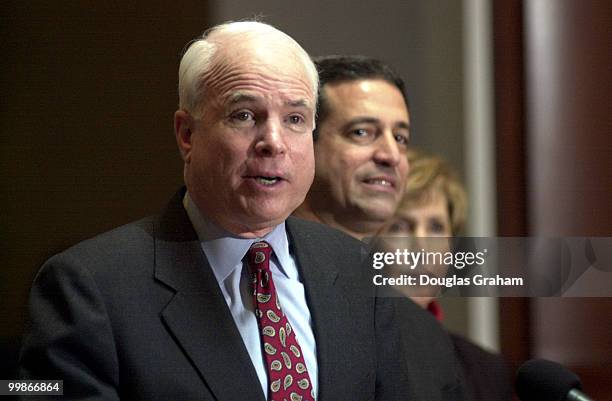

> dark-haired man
[294,56,411,239]
[297,55,510,401]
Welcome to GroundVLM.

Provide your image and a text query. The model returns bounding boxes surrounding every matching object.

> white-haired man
[19,22,464,401]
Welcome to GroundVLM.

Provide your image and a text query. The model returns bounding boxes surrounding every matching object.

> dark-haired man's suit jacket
[19,191,465,401]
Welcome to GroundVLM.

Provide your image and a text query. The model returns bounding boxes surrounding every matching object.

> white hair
[178,21,318,117]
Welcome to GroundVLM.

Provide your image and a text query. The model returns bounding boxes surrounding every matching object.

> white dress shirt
[183,192,318,399]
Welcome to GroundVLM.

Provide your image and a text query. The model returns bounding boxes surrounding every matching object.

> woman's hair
[399,149,468,235]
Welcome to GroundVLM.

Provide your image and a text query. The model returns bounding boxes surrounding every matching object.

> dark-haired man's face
[309,79,410,232]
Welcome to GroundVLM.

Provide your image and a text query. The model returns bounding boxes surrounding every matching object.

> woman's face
[384,190,452,238]
[380,190,452,307]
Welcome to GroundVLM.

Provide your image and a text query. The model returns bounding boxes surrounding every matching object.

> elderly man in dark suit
[18,22,464,401]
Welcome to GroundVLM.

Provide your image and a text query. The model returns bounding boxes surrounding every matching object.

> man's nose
[254,119,287,157]
[373,131,402,167]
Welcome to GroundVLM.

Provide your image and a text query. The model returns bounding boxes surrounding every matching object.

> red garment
[426,300,444,321]
[247,241,314,401]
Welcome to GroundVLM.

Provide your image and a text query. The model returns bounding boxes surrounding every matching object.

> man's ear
[174,110,194,162]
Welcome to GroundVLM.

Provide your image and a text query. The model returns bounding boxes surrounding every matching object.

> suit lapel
[286,219,346,401]
[153,193,265,401]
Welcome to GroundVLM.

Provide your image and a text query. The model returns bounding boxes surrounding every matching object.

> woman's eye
[430,222,444,232]
[385,219,413,235]
[428,219,450,235]
[387,222,403,233]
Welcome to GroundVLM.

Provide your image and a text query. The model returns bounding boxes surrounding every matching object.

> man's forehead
[324,80,409,120]
[326,79,404,103]
[208,37,316,99]
[223,90,315,109]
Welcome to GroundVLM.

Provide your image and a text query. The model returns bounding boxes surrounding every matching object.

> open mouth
[253,176,282,186]
[363,178,394,188]
[361,175,398,193]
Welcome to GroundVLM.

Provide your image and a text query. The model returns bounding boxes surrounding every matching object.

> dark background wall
[2,2,469,378]
[496,1,612,399]
[3,1,611,397]
[1,1,211,377]
[525,0,612,397]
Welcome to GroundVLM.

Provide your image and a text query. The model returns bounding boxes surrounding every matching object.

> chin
[252,200,300,219]
[361,205,395,222]
[243,210,290,229]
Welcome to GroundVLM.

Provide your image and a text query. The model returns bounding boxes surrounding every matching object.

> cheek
[338,149,370,181]
[443,221,453,236]
[313,149,330,174]
[188,143,213,174]
[207,138,249,176]
[305,152,315,183]
[398,157,410,181]
[338,144,370,166]
[293,140,315,183]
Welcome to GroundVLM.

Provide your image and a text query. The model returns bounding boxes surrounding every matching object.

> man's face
[176,46,316,236]
[311,79,410,227]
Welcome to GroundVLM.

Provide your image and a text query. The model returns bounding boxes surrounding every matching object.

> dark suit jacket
[19,191,464,400]
[451,334,512,401]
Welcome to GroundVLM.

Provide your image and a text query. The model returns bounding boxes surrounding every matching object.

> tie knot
[247,241,273,272]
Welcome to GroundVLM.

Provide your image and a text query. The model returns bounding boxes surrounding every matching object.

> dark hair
[313,55,410,140]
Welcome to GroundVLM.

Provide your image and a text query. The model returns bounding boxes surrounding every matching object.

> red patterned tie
[247,241,314,401]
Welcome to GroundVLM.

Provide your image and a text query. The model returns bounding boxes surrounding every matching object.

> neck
[185,190,276,239]
[293,203,382,240]
[226,226,275,239]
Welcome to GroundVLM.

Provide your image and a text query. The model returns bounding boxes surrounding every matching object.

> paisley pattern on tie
[247,241,315,401]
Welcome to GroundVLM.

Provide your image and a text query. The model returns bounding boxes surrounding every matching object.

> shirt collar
[183,192,295,284]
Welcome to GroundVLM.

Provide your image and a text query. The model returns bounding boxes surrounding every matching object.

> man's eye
[231,111,254,121]
[394,132,410,146]
[350,128,370,138]
[287,114,305,125]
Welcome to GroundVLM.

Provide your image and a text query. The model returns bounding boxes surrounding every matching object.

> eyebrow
[224,93,312,111]
[284,98,311,108]
[226,92,260,105]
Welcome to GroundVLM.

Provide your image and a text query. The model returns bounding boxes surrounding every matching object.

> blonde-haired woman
[381,149,512,401]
